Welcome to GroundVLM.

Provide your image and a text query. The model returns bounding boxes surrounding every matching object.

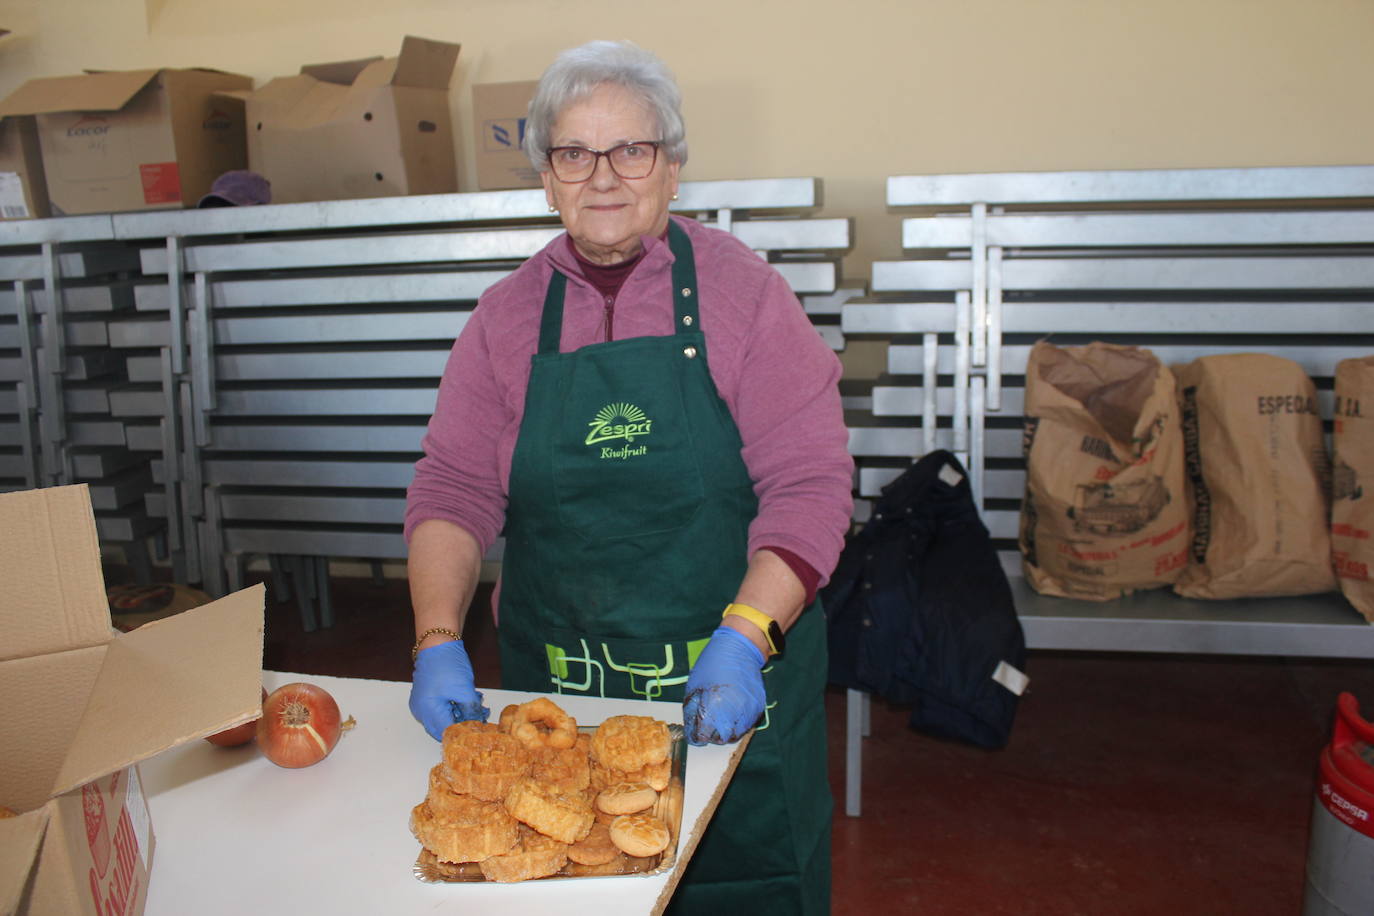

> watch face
[724,604,784,656]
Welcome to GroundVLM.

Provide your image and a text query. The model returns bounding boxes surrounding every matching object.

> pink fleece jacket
[405,214,854,586]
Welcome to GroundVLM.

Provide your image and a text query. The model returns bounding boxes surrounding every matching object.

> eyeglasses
[546,140,662,183]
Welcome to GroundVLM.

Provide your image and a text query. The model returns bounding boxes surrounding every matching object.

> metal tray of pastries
[413,701,687,884]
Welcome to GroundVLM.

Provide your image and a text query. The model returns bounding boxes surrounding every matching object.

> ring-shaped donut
[508,697,579,750]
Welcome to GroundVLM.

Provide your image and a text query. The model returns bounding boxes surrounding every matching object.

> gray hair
[523,40,688,173]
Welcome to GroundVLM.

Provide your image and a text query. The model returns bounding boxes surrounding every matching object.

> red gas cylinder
[1305,692,1374,914]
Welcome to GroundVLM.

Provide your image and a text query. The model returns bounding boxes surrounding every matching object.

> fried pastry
[410,798,520,864]
[529,743,592,794]
[639,757,673,792]
[507,697,579,749]
[478,825,569,883]
[425,765,475,821]
[609,812,671,858]
[595,782,657,815]
[504,777,595,845]
[591,715,671,772]
[592,755,672,792]
[445,719,500,737]
[442,728,531,802]
[413,696,679,883]
[565,820,620,866]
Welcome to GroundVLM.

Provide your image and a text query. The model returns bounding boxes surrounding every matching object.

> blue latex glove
[409,639,490,741]
[683,625,767,746]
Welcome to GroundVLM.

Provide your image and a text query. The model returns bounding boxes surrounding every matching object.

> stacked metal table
[0,180,854,629]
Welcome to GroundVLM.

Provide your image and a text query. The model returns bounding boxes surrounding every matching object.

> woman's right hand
[409,639,490,740]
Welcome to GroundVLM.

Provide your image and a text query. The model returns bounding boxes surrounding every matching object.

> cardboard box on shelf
[0,116,50,219]
[0,485,265,916]
[472,80,540,191]
[0,68,251,216]
[234,35,460,205]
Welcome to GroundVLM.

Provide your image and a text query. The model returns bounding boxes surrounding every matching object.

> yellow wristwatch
[722,603,785,657]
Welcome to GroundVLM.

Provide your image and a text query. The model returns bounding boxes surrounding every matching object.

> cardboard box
[472,81,540,191]
[0,485,265,916]
[234,35,460,204]
[0,116,51,219]
[0,67,251,216]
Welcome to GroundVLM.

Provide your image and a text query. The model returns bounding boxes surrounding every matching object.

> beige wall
[2,0,1372,283]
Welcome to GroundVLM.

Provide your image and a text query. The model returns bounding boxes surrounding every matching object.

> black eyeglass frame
[545,140,664,183]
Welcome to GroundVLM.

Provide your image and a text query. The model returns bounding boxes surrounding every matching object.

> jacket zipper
[603,294,615,342]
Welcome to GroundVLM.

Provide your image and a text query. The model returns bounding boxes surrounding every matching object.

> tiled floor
[250,574,1374,914]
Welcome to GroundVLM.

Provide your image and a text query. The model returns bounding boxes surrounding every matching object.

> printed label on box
[482,117,527,152]
[82,782,111,877]
[139,162,182,204]
[51,113,131,181]
[85,773,146,916]
[0,172,30,219]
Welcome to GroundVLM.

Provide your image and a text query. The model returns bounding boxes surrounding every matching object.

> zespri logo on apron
[585,402,652,460]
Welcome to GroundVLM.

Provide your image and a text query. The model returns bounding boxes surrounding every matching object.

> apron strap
[537,269,568,355]
[668,220,700,333]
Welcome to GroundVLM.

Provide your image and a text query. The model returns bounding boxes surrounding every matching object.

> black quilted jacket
[822,450,1027,749]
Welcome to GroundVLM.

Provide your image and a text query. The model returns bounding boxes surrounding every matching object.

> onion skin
[257,682,345,768]
[206,687,268,747]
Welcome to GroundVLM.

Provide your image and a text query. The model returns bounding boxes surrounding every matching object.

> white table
[138,672,747,915]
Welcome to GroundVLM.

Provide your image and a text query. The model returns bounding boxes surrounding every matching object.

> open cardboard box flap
[0,70,160,117]
[300,57,383,87]
[52,587,266,797]
[0,485,265,915]
[0,67,253,119]
[0,485,114,663]
[295,34,457,93]
[392,35,460,89]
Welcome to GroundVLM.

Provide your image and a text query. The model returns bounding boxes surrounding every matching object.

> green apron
[498,222,831,913]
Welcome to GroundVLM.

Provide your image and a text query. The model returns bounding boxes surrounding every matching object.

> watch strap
[722,603,783,657]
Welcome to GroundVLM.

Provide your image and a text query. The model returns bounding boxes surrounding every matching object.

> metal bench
[837,164,1374,815]
[27,179,854,628]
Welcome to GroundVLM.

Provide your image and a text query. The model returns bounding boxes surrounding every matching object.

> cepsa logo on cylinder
[66,114,111,137]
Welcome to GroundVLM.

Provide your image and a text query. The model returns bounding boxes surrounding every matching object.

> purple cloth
[405,215,854,587]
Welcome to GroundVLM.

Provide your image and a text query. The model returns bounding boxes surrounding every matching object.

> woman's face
[542,83,680,265]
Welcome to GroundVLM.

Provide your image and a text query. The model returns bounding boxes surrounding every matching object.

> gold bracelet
[412,627,462,661]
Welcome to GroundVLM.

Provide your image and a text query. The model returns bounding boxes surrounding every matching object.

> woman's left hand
[683,626,766,745]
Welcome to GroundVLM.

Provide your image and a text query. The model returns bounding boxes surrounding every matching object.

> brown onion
[206,687,268,747]
[257,682,354,768]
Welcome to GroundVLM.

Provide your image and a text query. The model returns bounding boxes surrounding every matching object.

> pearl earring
[549,205,557,213]
[671,193,679,201]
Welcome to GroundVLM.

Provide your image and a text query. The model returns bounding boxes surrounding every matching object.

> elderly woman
[405,40,852,912]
